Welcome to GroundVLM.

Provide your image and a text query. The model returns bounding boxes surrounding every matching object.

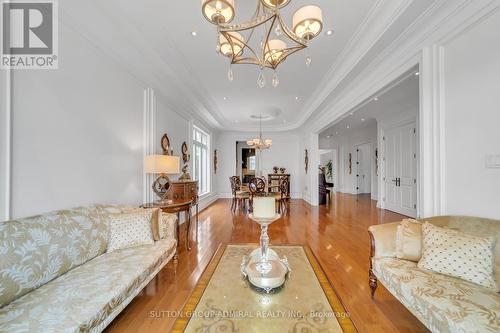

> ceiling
[61,0,436,132]
[63,0,375,129]
[319,71,420,140]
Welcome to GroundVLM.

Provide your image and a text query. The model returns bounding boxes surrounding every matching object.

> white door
[384,122,417,217]
[355,144,371,194]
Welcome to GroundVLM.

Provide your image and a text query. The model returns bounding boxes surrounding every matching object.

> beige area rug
[172,244,356,332]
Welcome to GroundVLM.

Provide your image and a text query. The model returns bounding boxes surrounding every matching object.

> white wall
[216,131,302,199]
[442,10,500,219]
[5,20,214,218]
[0,70,9,219]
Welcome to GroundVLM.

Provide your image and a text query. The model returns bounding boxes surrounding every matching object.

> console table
[267,173,290,198]
[168,180,199,225]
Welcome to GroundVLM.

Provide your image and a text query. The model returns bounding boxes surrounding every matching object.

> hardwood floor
[106,193,429,333]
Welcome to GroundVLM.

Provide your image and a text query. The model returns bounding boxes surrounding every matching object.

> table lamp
[144,154,180,202]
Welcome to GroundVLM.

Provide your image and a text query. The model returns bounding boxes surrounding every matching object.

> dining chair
[248,177,266,212]
[229,176,249,212]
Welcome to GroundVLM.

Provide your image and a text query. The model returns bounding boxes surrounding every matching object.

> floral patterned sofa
[368,216,500,333]
[0,204,177,333]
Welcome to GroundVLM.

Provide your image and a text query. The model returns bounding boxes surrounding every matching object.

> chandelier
[247,115,272,150]
[201,0,323,88]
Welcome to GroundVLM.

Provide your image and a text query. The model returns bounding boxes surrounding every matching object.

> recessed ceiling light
[191,31,197,37]
[223,96,228,100]
[336,131,338,134]
[373,96,378,101]
[325,29,334,36]
[350,112,354,115]
[415,71,420,76]
[361,118,365,122]
[346,125,350,129]
[295,96,300,100]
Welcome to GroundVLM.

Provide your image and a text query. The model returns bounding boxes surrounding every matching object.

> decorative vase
[273,166,279,174]
[279,167,286,174]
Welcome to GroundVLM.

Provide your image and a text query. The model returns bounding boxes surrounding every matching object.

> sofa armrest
[159,212,177,241]
[368,222,400,259]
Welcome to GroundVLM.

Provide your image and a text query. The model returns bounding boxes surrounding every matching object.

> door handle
[396,178,401,187]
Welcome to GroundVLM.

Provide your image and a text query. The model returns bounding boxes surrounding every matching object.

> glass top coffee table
[172,244,356,332]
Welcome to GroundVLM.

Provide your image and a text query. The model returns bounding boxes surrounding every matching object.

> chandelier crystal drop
[272,71,279,87]
[257,69,266,88]
[247,114,272,150]
[201,0,324,87]
[227,65,234,81]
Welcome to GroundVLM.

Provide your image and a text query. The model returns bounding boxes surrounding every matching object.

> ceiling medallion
[201,0,324,88]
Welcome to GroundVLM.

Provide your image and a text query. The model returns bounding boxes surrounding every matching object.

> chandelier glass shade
[201,0,324,87]
[292,5,323,40]
[202,0,235,24]
[219,31,244,57]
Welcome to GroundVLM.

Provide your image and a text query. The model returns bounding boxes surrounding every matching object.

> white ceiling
[61,0,436,132]
[319,71,420,140]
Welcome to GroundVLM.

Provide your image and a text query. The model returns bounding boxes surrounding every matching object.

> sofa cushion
[107,210,154,253]
[420,216,500,287]
[159,212,177,240]
[373,257,500,333]
[396,219,422,262]
[418,223,497,290]
[0,239,176,333]
[0,208,108,308]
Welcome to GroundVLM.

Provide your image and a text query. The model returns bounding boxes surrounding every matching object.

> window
[192,126,210,195]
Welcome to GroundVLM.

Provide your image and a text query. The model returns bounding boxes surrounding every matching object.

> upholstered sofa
[368,216,500,333]
[0,204,178,333]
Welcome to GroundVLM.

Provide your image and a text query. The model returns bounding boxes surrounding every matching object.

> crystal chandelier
[201,0,323,88]
[247,115,272,150]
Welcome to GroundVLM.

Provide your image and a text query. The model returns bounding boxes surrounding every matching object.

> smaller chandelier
[247,115,272,150]
[202,0,324,88]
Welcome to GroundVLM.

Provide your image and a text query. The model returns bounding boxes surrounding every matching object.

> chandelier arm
[262,15,277,67]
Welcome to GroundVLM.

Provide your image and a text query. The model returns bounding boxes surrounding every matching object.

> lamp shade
[219,32,244,57]
[264,39,287,64]
[202,0,235,24]
[260,0,291,9]
[293,5,323,40]
[144,155,180,174]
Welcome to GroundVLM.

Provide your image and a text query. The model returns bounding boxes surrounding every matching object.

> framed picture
[181,142,190,163]
[214,149,218,174]
[305,149,309,174]
[161,134,171,155]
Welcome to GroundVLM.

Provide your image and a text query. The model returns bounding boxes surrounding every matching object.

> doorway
[236,141,256,185]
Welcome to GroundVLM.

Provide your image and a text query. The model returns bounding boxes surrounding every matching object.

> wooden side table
[142,200,194,251]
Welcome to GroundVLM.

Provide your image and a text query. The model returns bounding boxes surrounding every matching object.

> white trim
[143,88,156,204]
[419,45,445,217]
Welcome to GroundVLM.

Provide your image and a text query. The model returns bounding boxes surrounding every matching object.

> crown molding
[303,0,500,134]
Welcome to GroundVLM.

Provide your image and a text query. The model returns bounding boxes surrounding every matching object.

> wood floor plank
[105,194,429,333]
